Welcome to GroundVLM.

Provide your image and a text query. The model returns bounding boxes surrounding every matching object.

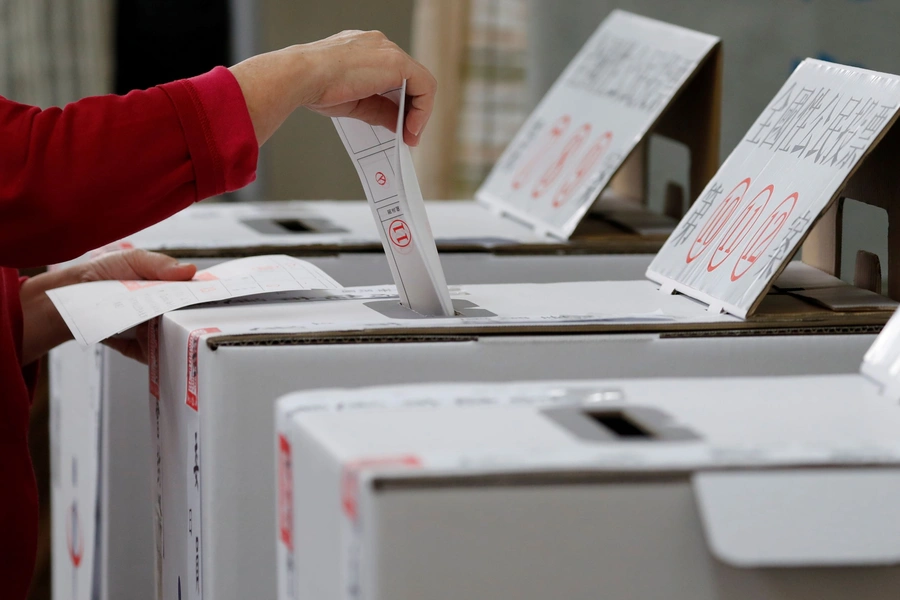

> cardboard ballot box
[138,57,900,600]
[277,371,900,600]
[48,244,654,600]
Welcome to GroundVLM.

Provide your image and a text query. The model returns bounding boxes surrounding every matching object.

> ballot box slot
[542,405,699,442]
[588,411,654,439]
[240,217,349,235]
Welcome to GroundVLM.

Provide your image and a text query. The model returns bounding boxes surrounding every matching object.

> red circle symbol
[552,131,613,208]
[511,114,571,191]
[375,172,387,186]
[687,178,751,264]
[731,192,798,281]
[531,123,592,199]
[389,219,412,248]
[707,185,773,272]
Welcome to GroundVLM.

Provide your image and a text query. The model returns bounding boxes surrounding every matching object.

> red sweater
[0,67,258,599]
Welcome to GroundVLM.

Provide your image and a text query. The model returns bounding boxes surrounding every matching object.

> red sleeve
[0,66,258,269]
[16,277,39,399]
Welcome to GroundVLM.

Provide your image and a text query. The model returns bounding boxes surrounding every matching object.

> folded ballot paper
[332,81,454,317]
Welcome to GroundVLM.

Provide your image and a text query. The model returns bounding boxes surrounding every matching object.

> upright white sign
[476,10,719,239]
[334,83,454,317]
[648,60,900,317]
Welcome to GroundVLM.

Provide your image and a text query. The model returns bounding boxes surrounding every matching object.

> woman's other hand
[20,250,196,364]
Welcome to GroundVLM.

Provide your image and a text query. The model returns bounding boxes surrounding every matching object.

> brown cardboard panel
[773,262,847,291]
[791,286,900,312]
[570,41,723,248]
[802,117,900,301]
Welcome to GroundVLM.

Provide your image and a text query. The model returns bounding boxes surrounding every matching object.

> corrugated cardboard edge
[150,238,669,259]
[205,313,890,349]
[366,464,892,492]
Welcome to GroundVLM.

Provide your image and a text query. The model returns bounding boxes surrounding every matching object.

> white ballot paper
[47,255,341,345]
[334,81,454,317]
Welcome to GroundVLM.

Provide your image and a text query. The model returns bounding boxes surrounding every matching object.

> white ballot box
[137,57,900,600]
[277,365,900,600]
[48,250,653,600]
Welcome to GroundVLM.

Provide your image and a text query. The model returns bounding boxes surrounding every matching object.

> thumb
[124,249,197,281]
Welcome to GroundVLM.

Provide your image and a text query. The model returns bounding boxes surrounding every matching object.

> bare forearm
[229,47,309,146]
[230,31,437,147]
[20,268,82,364]
[19,250,197,365]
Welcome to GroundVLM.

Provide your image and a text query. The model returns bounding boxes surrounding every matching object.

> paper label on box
[339,456,421,600]
[333,83,454,317]
[647,59,900,318]
[278,435,293,551]
[149,317,161,399]
[185,328,221,412]
[475,10,718,239]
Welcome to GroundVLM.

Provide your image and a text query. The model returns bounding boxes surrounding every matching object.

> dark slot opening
[242,217,349,235]
[273,219,314,233]
[588,411,654,439]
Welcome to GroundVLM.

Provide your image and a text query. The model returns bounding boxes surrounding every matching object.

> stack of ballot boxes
[132,57,900,600]
[47,11,900,600]
[51,11,726,600]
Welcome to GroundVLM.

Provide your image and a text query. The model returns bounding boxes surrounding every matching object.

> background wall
[527,0,900,281]
[0,0,112,106]
[259,0,414,201]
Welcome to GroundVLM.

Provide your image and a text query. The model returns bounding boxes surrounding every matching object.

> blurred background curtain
[0,0,113,106]
[412,0,529,199]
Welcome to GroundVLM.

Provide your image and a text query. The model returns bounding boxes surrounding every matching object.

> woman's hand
[229,30,436,147]
[20,250,196,365]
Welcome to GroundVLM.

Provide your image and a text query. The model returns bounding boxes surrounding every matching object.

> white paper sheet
[47,255,342,345]
[333,82,454,317]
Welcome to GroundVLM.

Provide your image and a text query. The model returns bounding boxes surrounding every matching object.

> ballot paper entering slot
[334,81,454,318]
[240,217,348,235]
